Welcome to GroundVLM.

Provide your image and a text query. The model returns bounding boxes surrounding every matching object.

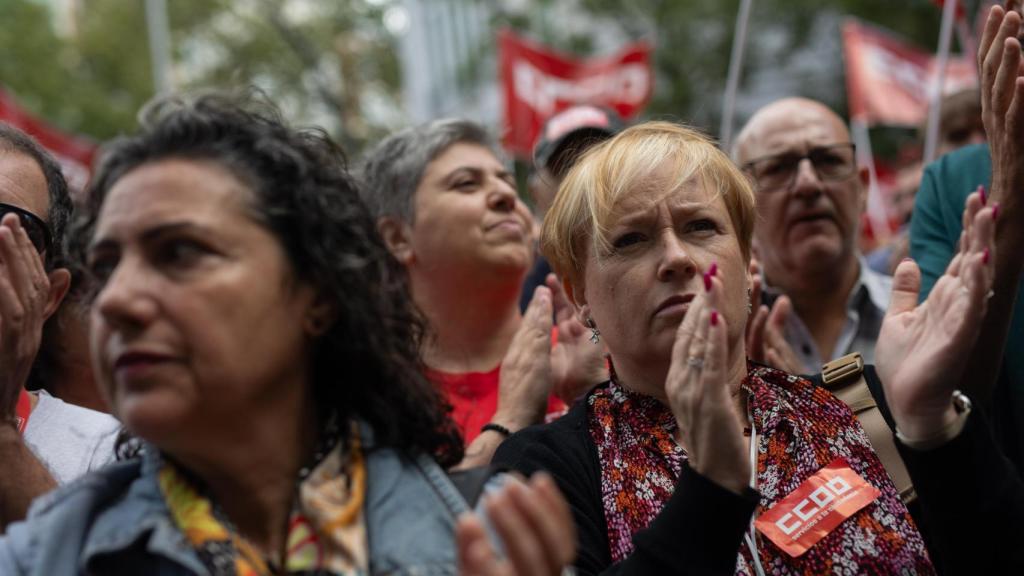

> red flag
[931,0,966,19]
[843,19,977,126]
[499,29,652,157]
[0,87,97,193]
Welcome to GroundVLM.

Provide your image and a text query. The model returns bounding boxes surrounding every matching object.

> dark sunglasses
[0,203,52,255]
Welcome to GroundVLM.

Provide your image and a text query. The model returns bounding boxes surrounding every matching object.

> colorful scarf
[159,428,369,576]
[588,362,934,574]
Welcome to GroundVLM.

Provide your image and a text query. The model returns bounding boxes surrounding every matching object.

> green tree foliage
[0,0,985,152]
[0,0,401,153]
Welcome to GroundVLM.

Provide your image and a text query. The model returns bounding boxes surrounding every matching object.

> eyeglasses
[0,203,52,255]
[742,143,857,192]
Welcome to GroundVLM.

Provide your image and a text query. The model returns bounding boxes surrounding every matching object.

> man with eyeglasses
[733,97,891,374]
[0,123,119,531]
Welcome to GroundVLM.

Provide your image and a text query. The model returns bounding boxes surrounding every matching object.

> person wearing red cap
[520,106,625,317]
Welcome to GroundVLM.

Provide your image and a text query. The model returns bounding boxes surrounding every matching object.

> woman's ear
[377,216,414,265]
[304,294,338,337]
[562,275,590,324]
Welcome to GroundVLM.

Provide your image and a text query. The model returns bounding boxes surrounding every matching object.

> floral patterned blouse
[587,362,934,575]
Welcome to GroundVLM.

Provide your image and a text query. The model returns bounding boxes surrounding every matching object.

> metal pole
[145,0,173,94]
[720,0,754,151]
[850,118,891,244]
[924,0,959,164]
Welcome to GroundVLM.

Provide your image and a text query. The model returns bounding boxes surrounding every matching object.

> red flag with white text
[843,19,977,127]
[499,29,653,157]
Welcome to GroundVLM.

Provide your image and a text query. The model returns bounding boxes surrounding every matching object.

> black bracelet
[480,423,512,438]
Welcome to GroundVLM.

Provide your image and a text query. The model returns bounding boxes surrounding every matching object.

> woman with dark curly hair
[0,93,576,576]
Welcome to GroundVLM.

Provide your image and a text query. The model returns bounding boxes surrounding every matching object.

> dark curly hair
[69,91,464,467]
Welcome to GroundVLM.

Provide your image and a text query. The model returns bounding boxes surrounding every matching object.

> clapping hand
[496,274,608,430]
[457,473,576,576]
[745,259,802,374]
[494,286,556,431]
[980,1,1024,217]
[875,191,996,441]
[665,264,749,495]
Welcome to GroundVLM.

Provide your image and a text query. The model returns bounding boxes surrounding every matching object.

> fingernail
[709,262,718,277]
[901,257,913,263]
[984,247,991,264]
[980,185,987,205]
[703,271,712,292]
[711,310,719,326]
[993,202,1000,221]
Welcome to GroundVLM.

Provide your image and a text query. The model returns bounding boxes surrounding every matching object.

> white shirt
[22,390,120,485]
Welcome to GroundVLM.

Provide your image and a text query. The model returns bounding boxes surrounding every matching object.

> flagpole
[924,0,959,164]
[720,0,754,152]
[850,117,890,245]
[145,0,173,94]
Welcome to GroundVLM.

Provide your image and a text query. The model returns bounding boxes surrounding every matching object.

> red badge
[755,457,880,557]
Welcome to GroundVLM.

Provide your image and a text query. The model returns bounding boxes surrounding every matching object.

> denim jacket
[0,427,473,575]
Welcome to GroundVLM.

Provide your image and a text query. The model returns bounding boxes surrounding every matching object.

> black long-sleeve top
[492,399,759,575]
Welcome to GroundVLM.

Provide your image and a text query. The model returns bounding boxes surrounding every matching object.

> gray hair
[359,118,496,223]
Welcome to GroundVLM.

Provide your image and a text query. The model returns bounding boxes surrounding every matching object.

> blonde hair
[541,121,756,281]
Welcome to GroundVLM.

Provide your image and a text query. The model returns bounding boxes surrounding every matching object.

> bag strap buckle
[821,352,865,389]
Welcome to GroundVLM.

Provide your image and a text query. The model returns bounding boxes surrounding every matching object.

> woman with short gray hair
[361,119,606,467]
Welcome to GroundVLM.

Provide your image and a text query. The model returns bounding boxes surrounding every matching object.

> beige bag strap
[820,353,916,504]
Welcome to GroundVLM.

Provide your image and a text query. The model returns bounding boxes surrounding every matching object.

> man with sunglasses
[733,97,891,374]
[0,123,119,530]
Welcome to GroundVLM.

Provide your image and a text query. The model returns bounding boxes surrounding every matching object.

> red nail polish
[984,247,991,265]
[703,271,712,292]
[711,310,719,326]
[980,185,987,205]
[708,262,718,278]
[993,203,1000,221]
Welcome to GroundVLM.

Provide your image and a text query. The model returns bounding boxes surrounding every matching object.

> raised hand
[493,286,555,431]
[457,473,576,576]
[0,214,53,424]
[979,2,1024,216]
[745,259,803,374]
[665,264,749,495]
[875,192,996,440]
[547,273,607,404]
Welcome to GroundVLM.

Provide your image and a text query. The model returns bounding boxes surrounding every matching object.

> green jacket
[910,143,1024,471]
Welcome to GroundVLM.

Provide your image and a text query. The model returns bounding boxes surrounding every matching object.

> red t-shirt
[425,365,567,445]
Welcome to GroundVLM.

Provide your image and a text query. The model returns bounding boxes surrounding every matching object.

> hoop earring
[587,318,601,344]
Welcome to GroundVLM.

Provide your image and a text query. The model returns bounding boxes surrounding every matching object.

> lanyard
[744,403,767,576]
[14,389,31,434]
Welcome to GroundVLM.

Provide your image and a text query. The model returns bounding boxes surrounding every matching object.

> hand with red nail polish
[876,181,997,443]
[664,265,748,496]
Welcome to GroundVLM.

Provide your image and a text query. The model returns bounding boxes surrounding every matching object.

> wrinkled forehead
[606,167,719,224]
[0,150,50,220]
